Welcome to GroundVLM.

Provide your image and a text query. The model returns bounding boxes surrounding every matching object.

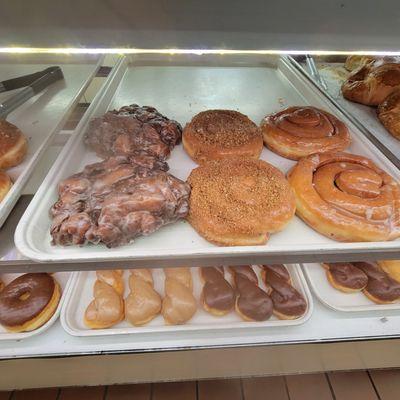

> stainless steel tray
[14,55,400,267]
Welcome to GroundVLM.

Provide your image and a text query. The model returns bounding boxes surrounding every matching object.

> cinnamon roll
[261,107,351,160]
[287,152,400,242]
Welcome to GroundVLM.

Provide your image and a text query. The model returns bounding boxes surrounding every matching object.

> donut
[287,152,400,242]
[0,171,12,202]
[377,260,400,283]
[200,267,235,316]
[164,267,193,291]
[96,270,124,296]
[182,110,263,164]
[187,158,296,246]
[322,262,368,293]
[0,279,4,292]
[262,265,307,320]
[0,273,60,332]
[353,262,400,304]
[260,107,351,160]
[229,265,273,322]
[0,120,28,169]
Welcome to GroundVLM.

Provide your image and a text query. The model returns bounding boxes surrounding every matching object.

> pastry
[187,158,296,246]
[125,269,162,326]
[128,268,154,284]
[353,262,400,304]
[0,171,11,202]
[262,264,292,284]
[86,104,182,163]
[229,265,273,321]
[96,270,124,296]
[164,267,193,291]
[377,260,400,283]
[162,268,196,325]
[377,89,400,140]
[342,62,400,106]
[0,279,4,292]
[260,106,351,160]
[321,262,368,293]
[287,152,400,242]
[0,120,28,169]
[50,156,190,248]
[84,275,124,329]
[262,265,307,320]
[182,110,263,164]
[344,55,377,72]
[0,273,61,332]
[200,267,235,316]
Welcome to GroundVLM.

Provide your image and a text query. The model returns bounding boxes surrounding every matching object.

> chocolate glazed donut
[353,262,400,304]
[229,265,273,322]
[0,273,60,332]
[322,262,368,293]
[200,267,235,316]
[262,265,307,320]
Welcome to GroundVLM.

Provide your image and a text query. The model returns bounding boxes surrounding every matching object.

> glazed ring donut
[0,171,12,202]
[287,152,400,242]
[0,120,28,169]
[187,158,296,246]
[260,106,351,160]
[182,110,263,164]
[0,273,61,332]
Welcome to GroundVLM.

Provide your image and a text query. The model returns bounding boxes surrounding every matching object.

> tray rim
[60,264,314,337]
[14,55,400,264]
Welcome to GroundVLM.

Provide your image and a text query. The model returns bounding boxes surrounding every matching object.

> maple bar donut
[353,262,400,304]
[187,158,296,246]
[182,110,263,164]
[287,152,400,242]
[0,120,28,169]
[322,262,368,293]
[200,267,235,316]
[260,106,351,160]
[0,273,61,332]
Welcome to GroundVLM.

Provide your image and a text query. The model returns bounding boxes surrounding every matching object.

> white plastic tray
[311,61,400,165]
[0,271,72,340]
[0,54,102,228]
[302,263,400,312]
[61,264,312,337]
[15,55,400,263]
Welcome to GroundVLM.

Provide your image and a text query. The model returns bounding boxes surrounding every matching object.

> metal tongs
[0,66,64,119]
[305,55,328,91]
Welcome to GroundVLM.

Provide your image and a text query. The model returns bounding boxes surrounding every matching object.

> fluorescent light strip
[0,47,400,56]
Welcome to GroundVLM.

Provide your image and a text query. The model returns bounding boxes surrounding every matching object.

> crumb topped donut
[182,110,263,163]
[0,120,28,169]
[0,273,60,332]
[187,158,296,246]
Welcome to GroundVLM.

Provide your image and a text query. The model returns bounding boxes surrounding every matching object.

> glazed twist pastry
[84,271,124,329]
[96,270,124,296]
[125,269,162,326]
[162,268,197,325]
[200,267,235,316]
[288,152,400,242]
[261,107,351,160]
[377,89,400,140]
[229,265,273,322]
[262,265,307,320]
[342,62,400,106]
[353,262,400,304]
[322,263,368,293]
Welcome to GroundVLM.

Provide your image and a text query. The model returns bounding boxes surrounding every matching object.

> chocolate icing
[200,267,235,313]
[0,273,55,327]
[263,264,291,282]
[229,265,273,321]
[353,262,400,302]
[325,262,368,290]
[263,266,307,317]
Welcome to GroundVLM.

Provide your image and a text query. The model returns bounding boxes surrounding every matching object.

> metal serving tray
[14,55,400,266]
[0,53,102,228]
[61,264,312,337]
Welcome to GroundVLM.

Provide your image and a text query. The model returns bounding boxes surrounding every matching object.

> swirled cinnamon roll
[288,152,400,242]
[261,107,351,160]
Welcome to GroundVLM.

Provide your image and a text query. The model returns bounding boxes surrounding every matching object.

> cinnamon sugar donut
[261,107,351,160]
[182,110,263,164]
[288,152,400,242]
[187,158,296,246]
[0,120,28,169]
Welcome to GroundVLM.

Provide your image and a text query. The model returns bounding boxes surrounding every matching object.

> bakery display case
[0,0,400,391]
